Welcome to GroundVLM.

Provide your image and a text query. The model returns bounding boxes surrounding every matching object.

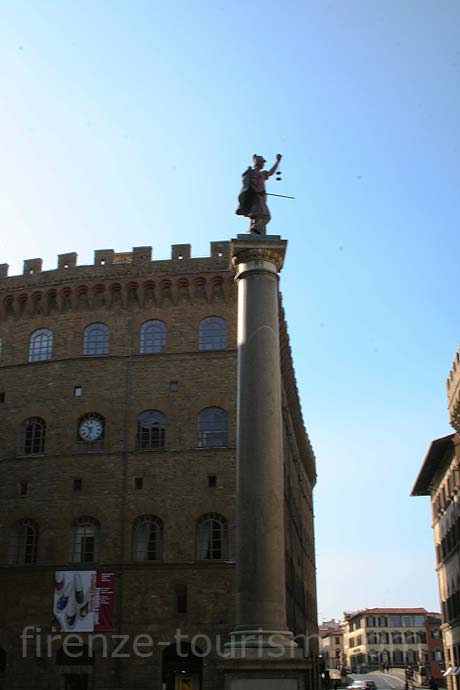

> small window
[170,381,179,392]
[10,519,38,564]
[132,515,163,562]
[19,481,28,496]
[198,407,228,448]
[28,328,53,362]
[196,513,228,560]
[73,479,82,492]
[20,417,46,456]
[70,517,100,563]
[134,477,143,490]
[0,392,5,403]
[74,386,82,397]
[140,320,167,354]
[208,475,217,487]
[136,410,166,450]
[199,316,226,351]
[83,323,109,356]
[175,584,187,614]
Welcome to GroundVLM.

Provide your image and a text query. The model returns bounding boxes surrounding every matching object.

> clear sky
[1,0,459,621]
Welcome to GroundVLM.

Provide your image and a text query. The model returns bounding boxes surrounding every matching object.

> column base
[222,647,316,690]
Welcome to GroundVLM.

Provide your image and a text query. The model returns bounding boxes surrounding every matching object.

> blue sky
[1,1,459,620]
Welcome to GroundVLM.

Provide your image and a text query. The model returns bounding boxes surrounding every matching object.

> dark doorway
[56,644,93,690]
[162,642,203,690]
[63,676,88,690]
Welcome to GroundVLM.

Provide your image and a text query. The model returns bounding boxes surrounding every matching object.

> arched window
[136,411,166,450]
[21,417,46,455]
[132,515,163,562]
[140,320,167,354]
[197,407,228,448]
[28,328,53,362]
[199,316,226,351]
[197,513,228,560]
[76,413,105,451]
[70,517,100,563]
[9,519,38,564]
[83,323,109,356]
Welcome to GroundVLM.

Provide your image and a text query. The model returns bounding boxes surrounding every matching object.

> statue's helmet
[253,154,266,165]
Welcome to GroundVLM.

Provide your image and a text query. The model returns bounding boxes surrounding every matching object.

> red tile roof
[345,607,441,619]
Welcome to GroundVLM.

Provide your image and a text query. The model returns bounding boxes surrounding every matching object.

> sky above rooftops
[1,0,459,620]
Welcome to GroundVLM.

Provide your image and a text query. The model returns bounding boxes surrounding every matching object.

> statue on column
[236,153,282,235]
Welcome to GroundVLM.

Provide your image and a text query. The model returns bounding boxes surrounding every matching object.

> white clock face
[79,418,103,441]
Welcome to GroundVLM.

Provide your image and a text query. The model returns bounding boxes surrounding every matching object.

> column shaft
[231,241,292,644]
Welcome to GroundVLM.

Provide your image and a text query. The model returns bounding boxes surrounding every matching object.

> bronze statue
[236,154,282,235]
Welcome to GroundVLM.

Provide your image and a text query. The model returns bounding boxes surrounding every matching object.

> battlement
[0,243,229,280]
[0,242,234,321]
[446,346,460,431]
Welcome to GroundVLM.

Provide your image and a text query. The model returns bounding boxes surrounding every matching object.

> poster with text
[53,571,114,632]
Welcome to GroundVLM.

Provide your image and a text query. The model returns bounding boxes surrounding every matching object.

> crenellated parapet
[446,346,460,431]
[0,243,233,321]
[0,242,229,280]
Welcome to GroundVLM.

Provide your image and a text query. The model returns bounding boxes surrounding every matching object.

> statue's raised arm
[235,154,283,235]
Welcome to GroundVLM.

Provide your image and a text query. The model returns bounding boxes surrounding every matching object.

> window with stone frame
[392,650,404,665]
[140,320,167,354]
[20,417,46,456]
[9,519,38,564]
[132,515,163,562]
[199,316,226,351]
[82,322,109,356]
[196,513,228,560]
[136,411,166,450]
[70,517,100,563]
[197,407,228,448]
[28,328,53,362]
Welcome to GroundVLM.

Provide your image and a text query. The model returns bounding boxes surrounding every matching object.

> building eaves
[411,434,454,496]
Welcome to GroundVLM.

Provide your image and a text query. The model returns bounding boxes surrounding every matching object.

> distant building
[412,348,460,690]
[319,622,344,670]
[342,608,443,678]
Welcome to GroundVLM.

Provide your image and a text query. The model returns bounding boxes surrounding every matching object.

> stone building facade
[342,607,443,679]
[0,242,318,690]
[412,348,460,690]
[319,624,344,671]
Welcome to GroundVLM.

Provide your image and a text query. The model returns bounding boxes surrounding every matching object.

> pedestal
[223,647,314,690]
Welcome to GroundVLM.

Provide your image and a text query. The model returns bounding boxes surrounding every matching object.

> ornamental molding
[232,247,285,273]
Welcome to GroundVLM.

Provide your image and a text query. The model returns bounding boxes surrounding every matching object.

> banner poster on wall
[52,571,115,632]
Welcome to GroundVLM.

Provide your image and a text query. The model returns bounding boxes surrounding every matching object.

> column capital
[231,235,287,274]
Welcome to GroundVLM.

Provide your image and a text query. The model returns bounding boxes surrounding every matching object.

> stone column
[229,235,294,648]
